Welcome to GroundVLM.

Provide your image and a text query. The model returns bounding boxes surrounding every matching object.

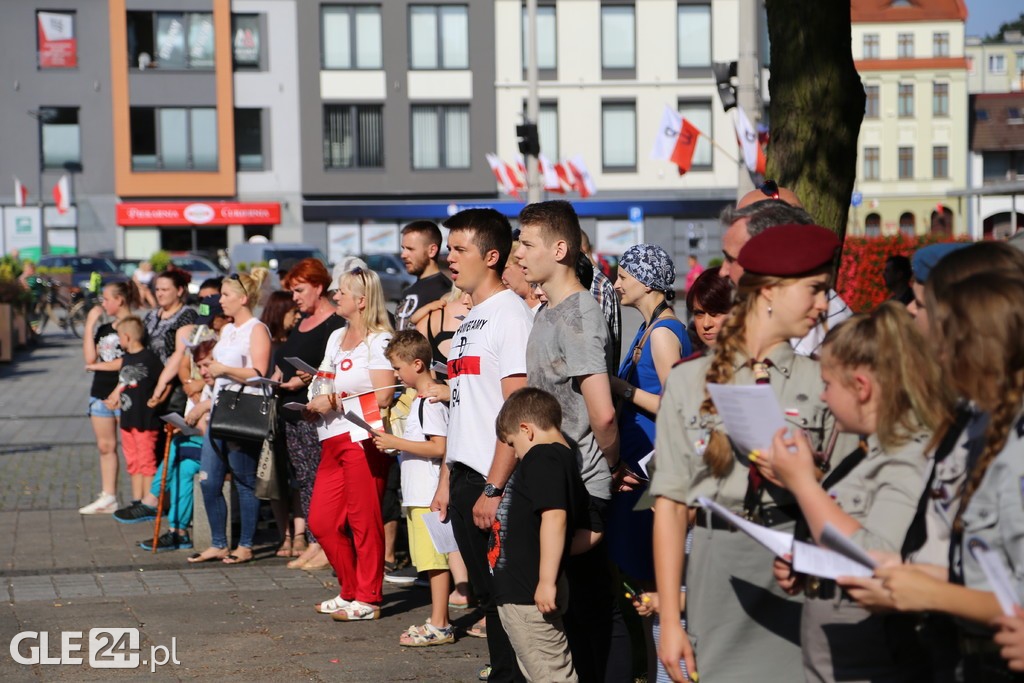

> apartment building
[966,31,1024,94]
[850,0,969,237]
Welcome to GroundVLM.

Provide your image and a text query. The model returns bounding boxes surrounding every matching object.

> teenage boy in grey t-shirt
[514,200,630,682]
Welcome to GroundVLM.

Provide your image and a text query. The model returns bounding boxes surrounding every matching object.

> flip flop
[222,552,253,565]
[187,549,228,564]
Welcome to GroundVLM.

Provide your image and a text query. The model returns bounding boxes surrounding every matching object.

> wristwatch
[621,384,635,401]
[483,483,504,498]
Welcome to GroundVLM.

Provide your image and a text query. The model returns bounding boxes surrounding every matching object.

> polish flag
[734,106,767,175]
[13,177,28,207]
[567,155,596,198]
[486,153,521,198]
[539,154,564,193]
[341,392,384,442]
[670,118,703,175]
[52,174,70,214]
[555,160,576,193]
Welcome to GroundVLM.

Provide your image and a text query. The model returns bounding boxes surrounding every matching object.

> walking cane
[151,423,175,554]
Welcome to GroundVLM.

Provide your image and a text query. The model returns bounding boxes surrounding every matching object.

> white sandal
[330,600,380,621]
[314,595,351,614]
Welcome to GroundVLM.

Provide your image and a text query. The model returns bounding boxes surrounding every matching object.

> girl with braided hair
[872,272,1024,681]
[650,224,852,682]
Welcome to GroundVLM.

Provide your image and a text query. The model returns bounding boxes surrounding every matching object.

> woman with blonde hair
[188,268,272,565]
[761,302,949,680]
[651,224,849,682]
[307,267,396,621]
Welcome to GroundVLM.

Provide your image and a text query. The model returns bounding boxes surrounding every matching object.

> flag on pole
[734,106,767,175]
[651,104,683,160]
[53,174,70,214]
[485,153,522,198]
[538,154,564,193]
[341,392,384,442]
[567,156,596,198]
[13,177,28,207]
[670,118,703,175]
[555,160,575,193]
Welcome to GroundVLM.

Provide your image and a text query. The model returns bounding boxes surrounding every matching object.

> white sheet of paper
[281,402,307,411]
[422,511,460,554]
[160,413,200,437]
[792,540,874,579]
[245,376,281,386]
[969,540,1021,617]
[284,356,318,375]
[697,497,794,558]
[706,383,788,458]
[820,523,878,569]
[636,451,654,479]
[343,410,379,436]
[431,361,449,376]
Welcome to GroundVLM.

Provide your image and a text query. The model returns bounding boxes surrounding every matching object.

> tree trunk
[765,0,864,244]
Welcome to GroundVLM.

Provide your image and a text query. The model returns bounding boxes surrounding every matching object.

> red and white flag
[52,174,70,214]
[567,155,596,198]
[555,160,576,193]
[538,154,564,193]
[341,392,385,442]
[485,153,523,198]
[13,177,28,207]
[670,118,703,175]
[734,106,767,175]
[651,104,683,161]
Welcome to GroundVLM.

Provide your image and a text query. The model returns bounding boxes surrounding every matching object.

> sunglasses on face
[758,180,780,200]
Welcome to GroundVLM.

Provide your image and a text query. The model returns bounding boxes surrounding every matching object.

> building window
[865,85,879,118]
[863,33,879,60]
[897,32,914,58]
[989,54,1006,74]
[863,146,879,180]
[933,145,948,179]
[126,12,214,70]
[39,107,81,168]
[411,105,470,169]
[409,5,469,69]
[678,4,711,68]
[601,5,635,70]
[323,104,384,169]
[235,108,263,170]
[933,31,949,57]
[322,6,382,69]
[933,82,949,117]
[898,146,914,179]
[232,14,261,69]
[678,100,712,167]
[865,213,881,237]
[1018,52,1024,74]
[898,83,914,117]
[130,107,218,171]
[538,103,559,159]
[602,101,636,171]
[899,211,916,236]
[522,5,556,72]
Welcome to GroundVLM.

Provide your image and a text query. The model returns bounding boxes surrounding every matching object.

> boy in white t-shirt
[372,330,453,647]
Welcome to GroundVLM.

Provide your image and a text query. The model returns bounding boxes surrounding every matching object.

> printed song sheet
[706,384,788,459]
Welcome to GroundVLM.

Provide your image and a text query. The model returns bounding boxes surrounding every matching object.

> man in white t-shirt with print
[429,208,533,683]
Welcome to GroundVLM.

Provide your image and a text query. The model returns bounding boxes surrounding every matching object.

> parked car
[37,254,127,291]
[360,253,416,302]
[229,242,327,275]
[169,253,226,294]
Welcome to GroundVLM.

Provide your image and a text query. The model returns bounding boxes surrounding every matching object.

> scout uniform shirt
[649,341,845,683]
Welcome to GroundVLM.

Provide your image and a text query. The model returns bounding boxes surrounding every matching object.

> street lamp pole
[525,0,541,203]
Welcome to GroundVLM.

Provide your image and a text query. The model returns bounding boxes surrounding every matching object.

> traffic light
[713,61,738,111]
[516,123,540,157]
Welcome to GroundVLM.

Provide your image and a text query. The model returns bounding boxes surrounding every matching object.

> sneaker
[330,600,380,621]
[384,564,418,585]
[113,501,157,524]
[315,595,352,615]
[139,531,192,552]
[79,493,118,515]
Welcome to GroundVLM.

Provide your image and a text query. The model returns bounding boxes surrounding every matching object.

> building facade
[849,0,969,238]
[966,31,1024,94]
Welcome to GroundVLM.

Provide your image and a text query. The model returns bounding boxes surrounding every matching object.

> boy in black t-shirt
[489,388,588,683]
[104,316,163,505]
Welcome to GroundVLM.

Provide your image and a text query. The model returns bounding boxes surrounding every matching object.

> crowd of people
[70,187,1024,682]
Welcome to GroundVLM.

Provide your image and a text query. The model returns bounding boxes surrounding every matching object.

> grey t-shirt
[527,290,613,500]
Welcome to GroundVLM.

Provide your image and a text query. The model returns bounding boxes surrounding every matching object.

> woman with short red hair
[272,258,344,569]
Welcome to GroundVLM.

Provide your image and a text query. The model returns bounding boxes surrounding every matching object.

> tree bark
[765,0,864,243]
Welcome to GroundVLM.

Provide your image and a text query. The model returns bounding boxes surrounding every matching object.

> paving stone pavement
[0,334,490,680]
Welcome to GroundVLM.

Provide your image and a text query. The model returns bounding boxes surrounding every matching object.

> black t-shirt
[117,348,164,430]
[489,442,590,606]
[90,321,124,399]
[396,271,452,330]
[276,313,346,423]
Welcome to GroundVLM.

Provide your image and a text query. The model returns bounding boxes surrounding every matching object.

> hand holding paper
[696,497,794,558]
[160,413,200,437]
[284,356,318,375]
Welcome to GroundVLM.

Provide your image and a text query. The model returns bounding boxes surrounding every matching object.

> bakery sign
[116,202,281,226]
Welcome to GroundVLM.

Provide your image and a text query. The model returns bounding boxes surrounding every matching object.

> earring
[767,304,773,318]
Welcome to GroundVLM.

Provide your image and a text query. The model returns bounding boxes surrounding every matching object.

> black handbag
[209,383,277,445]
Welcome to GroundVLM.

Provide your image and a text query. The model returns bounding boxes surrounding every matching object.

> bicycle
[30,278,93,338]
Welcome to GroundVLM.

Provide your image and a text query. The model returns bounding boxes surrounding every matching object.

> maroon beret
[737,223,840,277]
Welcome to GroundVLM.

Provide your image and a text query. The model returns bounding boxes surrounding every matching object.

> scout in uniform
[651,224,853,682]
